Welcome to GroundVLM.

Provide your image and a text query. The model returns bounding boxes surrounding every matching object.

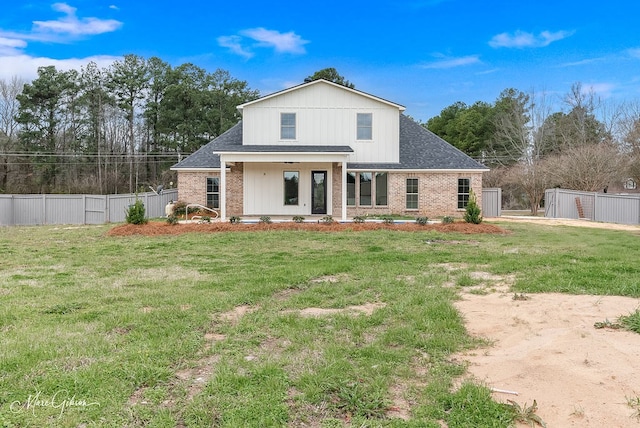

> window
[206,177,219,209]
[347,172,356,206]
[357,113,372,140]
[458,178,470,209]
[359,172,372,205]
[281,113,296,140]
[284,171,299,205]
[406,178,418,210]
[375,172,387,206]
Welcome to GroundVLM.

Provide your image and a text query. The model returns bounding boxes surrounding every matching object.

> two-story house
[171,79,488,220]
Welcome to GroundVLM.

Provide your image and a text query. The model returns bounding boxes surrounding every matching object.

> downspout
[220,157,226,221]
[342,161,347,221]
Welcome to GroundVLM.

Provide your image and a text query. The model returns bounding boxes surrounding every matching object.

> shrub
[229,216,241,224]
[464,189,483,224]
[200,216,211,223]
[442,215,454,224]
[125,199,147,225]
[353,216,366,224]
[166,214,179,225]
[172,201,187,217]
[292,216,305,223]
[416,216,429,225]
[381,216,394,225]
[320,215,334,224]
[259,216,272,224]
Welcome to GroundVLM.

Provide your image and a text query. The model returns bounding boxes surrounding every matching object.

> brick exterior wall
[342,171,483,218]
[176,163,244,216]
[180,165,483,218]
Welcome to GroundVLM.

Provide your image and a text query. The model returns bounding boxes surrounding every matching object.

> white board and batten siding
[240,81,401,164]
[243,163,332,216]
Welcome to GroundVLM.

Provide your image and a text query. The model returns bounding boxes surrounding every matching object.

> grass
[0,221,639,426]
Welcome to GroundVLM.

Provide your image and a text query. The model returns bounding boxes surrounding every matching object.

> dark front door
[311,171,327,215]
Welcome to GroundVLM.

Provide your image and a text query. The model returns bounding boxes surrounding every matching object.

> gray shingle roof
[349,115,487,170]
[171,115,487,171]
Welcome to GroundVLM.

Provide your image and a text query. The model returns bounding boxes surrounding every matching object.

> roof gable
[237,79,405,112]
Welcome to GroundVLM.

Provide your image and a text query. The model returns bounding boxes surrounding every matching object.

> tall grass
[0,222,638,426]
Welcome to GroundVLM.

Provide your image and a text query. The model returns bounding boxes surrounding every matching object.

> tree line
[3,62,639,213]
[425,83,640,213]
[0,54,259,194]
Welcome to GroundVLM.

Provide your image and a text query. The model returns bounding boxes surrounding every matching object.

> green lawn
[1,222,639,427]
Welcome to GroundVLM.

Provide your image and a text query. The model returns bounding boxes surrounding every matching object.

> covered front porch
[215,146,353,221]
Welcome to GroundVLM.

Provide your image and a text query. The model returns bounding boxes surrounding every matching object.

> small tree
[125,199,147,224]
[464,189,482,224]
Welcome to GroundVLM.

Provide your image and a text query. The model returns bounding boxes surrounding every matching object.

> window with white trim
[357,113,372,140]
[281,113,296,140]
[359,172,372,205]
[406,178,418,210]
[206,177,219,209]
[375,172,387,206]
[458,178,470,209]
[347,172,356,206]
[284,171,299,205]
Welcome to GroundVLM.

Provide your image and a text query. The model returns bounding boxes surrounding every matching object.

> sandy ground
[456,217,640,427]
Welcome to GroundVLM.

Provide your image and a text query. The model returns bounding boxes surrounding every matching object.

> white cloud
[583,82,616,99]
[627,48,640,59]
[489,30,573,48]
[32,2,122,38]
[0,54,121,81]
[218,27,309,57]
[421,55,481,69]
[217,35,253,59]
[0,2,122,45]
[0,37,27,55]
[0,3,123,81]
[241,28,309,54]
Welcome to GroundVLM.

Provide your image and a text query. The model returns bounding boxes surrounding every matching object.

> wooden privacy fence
[544,188,640,225]
[0,189,178,226]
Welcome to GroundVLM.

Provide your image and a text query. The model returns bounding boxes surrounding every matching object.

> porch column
[220,157,226,221]
[341,161,347,221]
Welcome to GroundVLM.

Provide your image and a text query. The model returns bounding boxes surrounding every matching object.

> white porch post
[341,161,347,221]
[220,157,226,221]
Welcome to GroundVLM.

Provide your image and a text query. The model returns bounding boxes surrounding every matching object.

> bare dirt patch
[454,290,640,427]
[284,302,386,318]
[107,221,508,236]
[490,216,640,232]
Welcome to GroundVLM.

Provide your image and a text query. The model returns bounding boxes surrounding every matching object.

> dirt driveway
[456,217,640,427]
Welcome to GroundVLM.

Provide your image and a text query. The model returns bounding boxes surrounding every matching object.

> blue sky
[1,0,640,122]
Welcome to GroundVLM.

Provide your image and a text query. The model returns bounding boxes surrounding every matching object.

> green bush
[125,199,147,225]
[229,216,241,224]
[292,216,305,223]
[463,189,483,224]
[353,216,366,224]
[166,214,178,225]
[442,215,454,224]
[416,216,429,225]
[259,216,272,224]
[172,201,187,216]
[381,216,394,225]
[320,215,334,224]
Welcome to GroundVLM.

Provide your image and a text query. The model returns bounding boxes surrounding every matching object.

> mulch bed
[107,221,508,236]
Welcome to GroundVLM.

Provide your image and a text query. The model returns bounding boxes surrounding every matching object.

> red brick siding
[179,166,483,218]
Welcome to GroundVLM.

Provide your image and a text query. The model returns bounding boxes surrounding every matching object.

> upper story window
[357,113,372,140]
[281,113,296,140]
